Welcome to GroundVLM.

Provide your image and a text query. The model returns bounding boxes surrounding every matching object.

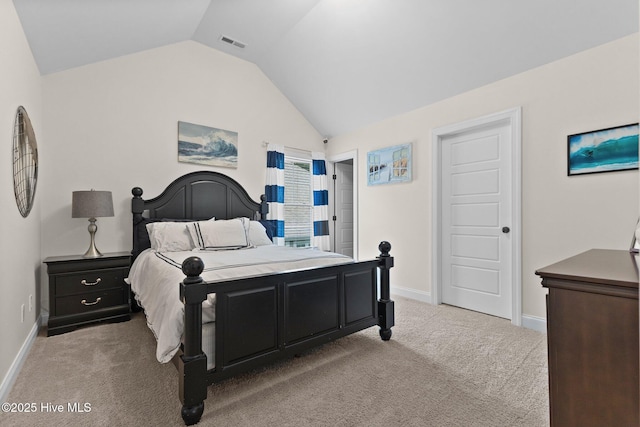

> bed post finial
[259,194,269,219]
[182,256,204,278]
[131,187,144,213]
[179,256,207,425]
[379,241,391,256]
[377,241,394,341]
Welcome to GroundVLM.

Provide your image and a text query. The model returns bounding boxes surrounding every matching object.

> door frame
[327,150,359,260]
[431,107,522,326]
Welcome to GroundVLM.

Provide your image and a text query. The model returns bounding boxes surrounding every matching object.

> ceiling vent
[219,35,246,49]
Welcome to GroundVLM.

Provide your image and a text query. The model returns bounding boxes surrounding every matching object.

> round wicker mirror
[12,106,38,218]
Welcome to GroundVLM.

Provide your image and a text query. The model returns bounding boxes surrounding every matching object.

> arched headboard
[131,171,268,259]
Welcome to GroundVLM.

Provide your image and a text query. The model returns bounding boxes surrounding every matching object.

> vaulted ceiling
[13,0,639,137]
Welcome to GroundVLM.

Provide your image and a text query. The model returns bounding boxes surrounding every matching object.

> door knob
[502,226,510,233]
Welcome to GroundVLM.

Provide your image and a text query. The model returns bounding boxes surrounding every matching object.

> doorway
[328,151,358,259]
[432,108,522,325]
[333,160,354,257]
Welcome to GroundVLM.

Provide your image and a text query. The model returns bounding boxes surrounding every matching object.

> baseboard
[391,285,432,304]
[521,314,546,333]
[0,317,40,403]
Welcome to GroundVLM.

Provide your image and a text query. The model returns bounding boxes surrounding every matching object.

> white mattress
[127,246,352,367]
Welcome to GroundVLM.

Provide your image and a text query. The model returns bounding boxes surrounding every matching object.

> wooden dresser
[536,249,639,426]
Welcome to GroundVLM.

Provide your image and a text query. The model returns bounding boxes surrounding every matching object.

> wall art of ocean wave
[178,140,238,168]
[568,134,638,175]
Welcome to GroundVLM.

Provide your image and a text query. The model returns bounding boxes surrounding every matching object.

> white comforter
[127,246,352,364]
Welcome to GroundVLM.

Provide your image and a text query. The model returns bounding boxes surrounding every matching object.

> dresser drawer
[55,288,127,316]
[54,267,126,296]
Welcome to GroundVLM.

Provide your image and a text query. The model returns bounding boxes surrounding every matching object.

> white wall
[40,41,324,309]
[0,0,43,397]
[327,34,639,320]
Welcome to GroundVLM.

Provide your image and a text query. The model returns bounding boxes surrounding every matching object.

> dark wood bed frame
[131,170,394,425]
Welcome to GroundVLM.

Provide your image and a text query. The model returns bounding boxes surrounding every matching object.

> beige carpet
[2,297,549,426]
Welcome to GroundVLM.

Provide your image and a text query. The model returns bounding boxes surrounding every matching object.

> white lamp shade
[72,190,114,218]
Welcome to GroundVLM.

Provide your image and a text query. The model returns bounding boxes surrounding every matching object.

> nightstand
[44,251,131,336]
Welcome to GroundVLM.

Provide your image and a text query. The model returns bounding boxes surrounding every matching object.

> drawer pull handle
[80,297,102,306]
[81,278,101,286]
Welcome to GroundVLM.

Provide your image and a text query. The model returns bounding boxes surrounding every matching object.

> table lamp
[72,189,114,258]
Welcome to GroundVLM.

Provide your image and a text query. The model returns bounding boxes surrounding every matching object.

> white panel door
[441,121,512,318]
[333,162,353,257]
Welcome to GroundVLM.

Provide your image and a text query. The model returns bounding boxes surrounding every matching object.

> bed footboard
[178,242,394,425]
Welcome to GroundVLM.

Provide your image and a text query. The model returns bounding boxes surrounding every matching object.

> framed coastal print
[178,121,238,168]
[367,143,412,186]
[567,123,638,176]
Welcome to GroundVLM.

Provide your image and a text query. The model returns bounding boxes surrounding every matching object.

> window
[284,156,312,247]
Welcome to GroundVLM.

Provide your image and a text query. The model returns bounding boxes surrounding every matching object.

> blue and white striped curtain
[265,144,285,245]
[312,152,330,251]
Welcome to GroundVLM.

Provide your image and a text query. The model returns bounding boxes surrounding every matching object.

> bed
[129,170,394,425]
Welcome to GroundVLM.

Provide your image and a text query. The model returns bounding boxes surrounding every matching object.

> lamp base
[83,245,103,258]
[83,217,103,258]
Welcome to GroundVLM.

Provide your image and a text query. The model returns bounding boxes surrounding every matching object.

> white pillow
[188,217,217,235]
[146,222,194,252]
[188,218,249,250]
[248,221,273,246]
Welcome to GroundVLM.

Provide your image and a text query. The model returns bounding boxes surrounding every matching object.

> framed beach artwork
[178,121,238,168]
[567,123,638,176]
[367,143,412,186]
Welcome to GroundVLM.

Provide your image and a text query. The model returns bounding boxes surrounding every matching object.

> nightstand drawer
[55,267,126,296]
[55,288,126,316]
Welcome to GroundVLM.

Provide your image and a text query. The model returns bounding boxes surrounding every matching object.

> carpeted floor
[2,297,549,426]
